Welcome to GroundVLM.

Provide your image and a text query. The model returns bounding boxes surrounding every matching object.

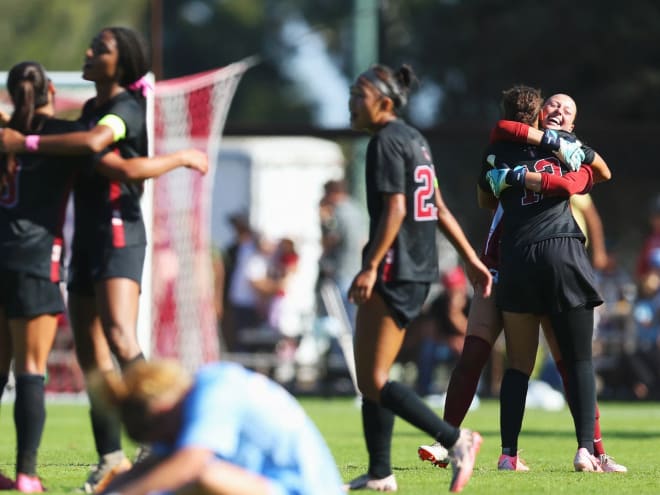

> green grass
[1,398,658,494]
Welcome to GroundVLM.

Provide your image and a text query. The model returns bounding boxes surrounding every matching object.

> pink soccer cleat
[573,448,603,472]
[497,454,530,471]
[599,454,627,473]
[15,474,44,493]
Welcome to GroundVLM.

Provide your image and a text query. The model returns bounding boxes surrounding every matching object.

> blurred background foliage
[3,0,660,126]
[2,0,660,263]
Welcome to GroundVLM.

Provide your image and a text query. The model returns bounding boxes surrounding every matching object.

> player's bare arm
[348,192,405,305]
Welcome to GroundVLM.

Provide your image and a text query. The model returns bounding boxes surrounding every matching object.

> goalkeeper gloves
[486,165,527,198]
[540,129,585,172]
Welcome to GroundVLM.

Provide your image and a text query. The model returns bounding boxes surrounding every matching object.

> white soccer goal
[0,59,254,390]
[151,58,256,372]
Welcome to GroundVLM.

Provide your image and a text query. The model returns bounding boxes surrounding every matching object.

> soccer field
[0,398,658,494]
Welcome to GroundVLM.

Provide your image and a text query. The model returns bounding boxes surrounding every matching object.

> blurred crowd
[214,179,366,392]
[212,184,660,401]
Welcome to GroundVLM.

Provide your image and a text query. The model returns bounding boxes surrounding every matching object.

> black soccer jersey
[478,141,584,249]
[72,91,148,254]
[364,119,439,282]
[0,118,86,281]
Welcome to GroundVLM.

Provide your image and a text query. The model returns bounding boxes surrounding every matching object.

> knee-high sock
[14,374,45,475]
[550,308,596,453]
[380,381,459,448]
[89,392,123,457]
[499,368,529,455]
[361,398,395,479]
[556,359,604,456]
[443,335,492,427]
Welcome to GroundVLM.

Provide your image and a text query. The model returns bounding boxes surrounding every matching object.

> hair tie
[128,76,153,98]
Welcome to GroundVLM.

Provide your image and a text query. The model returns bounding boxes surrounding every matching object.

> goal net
[151,58,255,371]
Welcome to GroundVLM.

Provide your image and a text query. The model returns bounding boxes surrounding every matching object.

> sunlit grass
[0,397,657,494]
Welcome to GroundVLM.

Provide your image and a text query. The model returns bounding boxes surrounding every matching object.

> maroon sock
[443,335,492,427]
[593,403,605,456]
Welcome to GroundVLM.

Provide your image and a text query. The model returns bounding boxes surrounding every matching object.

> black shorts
[68,244,146,296]
[497,237,603,314]
[374,279,430,329]
[0,269,64,318]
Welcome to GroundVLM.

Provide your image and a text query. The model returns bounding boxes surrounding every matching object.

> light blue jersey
[156,362,344,495]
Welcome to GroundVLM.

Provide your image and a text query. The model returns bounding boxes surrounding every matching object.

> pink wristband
[25,134,40,152]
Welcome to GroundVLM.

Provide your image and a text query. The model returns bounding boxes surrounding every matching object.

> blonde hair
[91,359,193,441]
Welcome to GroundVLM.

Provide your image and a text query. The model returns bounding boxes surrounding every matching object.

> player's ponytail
[361,63,417,113]
[6,61,49,134]
[393,64,417,105]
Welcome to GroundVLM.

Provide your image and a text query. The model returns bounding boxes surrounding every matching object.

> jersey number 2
[414,165,437,221]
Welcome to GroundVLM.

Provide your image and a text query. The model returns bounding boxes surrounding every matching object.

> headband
[360,68,406,108]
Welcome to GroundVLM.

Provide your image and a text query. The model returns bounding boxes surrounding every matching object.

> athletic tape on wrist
[25,134,40,152]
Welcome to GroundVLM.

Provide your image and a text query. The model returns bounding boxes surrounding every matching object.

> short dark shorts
[0,269,64,318]
[497,237,603,314]
[68,244,146,296]
[374,279,431,329]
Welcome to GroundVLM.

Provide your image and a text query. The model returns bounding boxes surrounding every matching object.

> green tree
[0,0,148,71]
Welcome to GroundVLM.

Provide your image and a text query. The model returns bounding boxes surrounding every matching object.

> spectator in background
[636,195,660,296]
[318,179,366,328]
[415,266,470,397]
[265,238,301,383]
[223,214,270,351]
[619,247,660,400]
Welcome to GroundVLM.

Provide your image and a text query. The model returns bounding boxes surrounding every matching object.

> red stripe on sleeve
[109,181,126,248]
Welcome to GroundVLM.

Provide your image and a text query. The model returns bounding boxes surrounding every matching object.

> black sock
[14,374,45,475]
[118,352,145,372]
[380,381,459,448]
[90,393,123,456]
[499,368,530,454]
[550,308,596,453]
[362,398,394,479]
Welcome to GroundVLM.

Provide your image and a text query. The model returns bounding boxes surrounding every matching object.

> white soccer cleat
[344,473,398,492]
[599,454,627,473]
[573,448,603,472]
[448,429,483,493]
[418,442,450,468]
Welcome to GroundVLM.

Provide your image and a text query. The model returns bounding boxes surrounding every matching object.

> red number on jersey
[521,157,563,205]
[414,165,438,221]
